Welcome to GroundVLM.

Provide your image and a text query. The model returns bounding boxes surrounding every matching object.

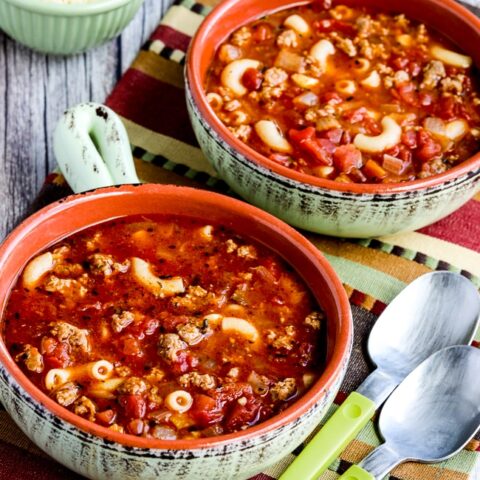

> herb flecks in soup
[205,3,480,183]
[3,216,325,440]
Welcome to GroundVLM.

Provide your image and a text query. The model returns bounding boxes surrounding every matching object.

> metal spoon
[280,271,480,480]
[338,345,480,480]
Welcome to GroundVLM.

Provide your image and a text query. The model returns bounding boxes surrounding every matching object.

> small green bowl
[0,0,144,55]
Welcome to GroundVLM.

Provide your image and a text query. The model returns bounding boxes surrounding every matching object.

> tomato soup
[3,216,325,439]
[205,2,480,183]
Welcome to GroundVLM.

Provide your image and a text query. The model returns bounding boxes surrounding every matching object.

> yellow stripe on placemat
[120,117,217,177]
[378,232,480,277]
[308,235,431,284]
[161,5,205,36]
[131,52,185,89]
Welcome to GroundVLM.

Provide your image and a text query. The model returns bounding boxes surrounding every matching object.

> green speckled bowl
[186,0,480,238]
[0,0,144,55]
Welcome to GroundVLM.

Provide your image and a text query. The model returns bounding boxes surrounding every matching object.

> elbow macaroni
[310,39,335,71]
[254,120,293,153]
[430,45,472,68]
[353,58,370,74]
[131,257,185,298]
[165,390,193,413]
[88,378,126,399]
[221,59,261,96]
[222,316,259,343]
[23,252,55,290]
[284,14,310,35]
[291,73,319,89]
[354,116,402,153]
[45,360,114,390]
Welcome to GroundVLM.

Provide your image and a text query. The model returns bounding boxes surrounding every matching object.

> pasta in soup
[3,215,325,440]
[205,2,480,183]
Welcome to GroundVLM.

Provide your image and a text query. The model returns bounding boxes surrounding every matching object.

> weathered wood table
[0,0,173,240]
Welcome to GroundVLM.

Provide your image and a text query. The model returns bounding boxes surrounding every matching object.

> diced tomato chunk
[313,18,356,36]
[127,419,145,435]
[225,396,262,431]
[324,128,344,144]
[333,145,363,173]
[190,394,224,428]
[415,130,442,162]
[42,339,71,369]
[252,23,273,42]
[289,126,315,144]
[242,68,263,91]
[322,92,343,105]
[343,107,369,124]
[289,127,333,165]
[119,394,146,420]
[401,130,417,149]
[161,314,191,331]
[96,409,117,426]
[392,82,417,106]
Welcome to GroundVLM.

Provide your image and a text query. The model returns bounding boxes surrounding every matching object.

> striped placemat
[3,1,480,479]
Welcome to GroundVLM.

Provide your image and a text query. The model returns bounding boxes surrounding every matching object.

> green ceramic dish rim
[0,0,137,16]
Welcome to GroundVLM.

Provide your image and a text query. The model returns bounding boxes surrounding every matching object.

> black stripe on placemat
[131,144,233,194]
[160,46,175,60]
[357,238,480,286]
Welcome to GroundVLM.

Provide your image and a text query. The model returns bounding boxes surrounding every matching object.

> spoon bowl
[339,345,480,480]
[368,271,480,382]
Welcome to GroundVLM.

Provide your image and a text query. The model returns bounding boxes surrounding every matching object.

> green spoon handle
[279,392,376,480]
[338,465,375,480]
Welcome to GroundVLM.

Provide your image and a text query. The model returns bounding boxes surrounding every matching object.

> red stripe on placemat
[150,24,192,52]
[419,200,480,253]
[106,69,199,147]
[249,474,276,480]
[0,440,83,480]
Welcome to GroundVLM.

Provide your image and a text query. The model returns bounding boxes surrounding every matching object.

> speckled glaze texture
[0,185,352,479]
[185,0,480,238]
[0,0,143,55]
[186,83,480,238]
[0,366,345,479]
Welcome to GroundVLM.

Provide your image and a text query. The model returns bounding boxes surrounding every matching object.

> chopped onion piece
[423,117,446,137]
[294,92,319,107]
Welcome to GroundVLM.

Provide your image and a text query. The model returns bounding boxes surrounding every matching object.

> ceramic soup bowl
[185,0,480,238]
[0,0,144,55]
[0,184,352,480]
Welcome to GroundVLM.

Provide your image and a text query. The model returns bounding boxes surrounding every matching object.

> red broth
[205,3,480,183]
[2,215,325,439]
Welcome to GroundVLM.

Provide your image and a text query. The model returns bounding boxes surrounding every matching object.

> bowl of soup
[185,0,480,237]
[0,184,351,479]
[0,0,144,55]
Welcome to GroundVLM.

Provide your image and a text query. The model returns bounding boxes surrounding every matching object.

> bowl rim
[0,184,352,451]
[186,0,480,195]
[0,0,140,16]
